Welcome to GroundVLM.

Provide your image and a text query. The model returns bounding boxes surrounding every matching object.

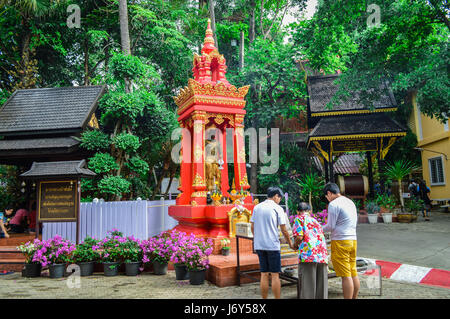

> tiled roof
[0,136,79,151]
[308,113,406,138]
[20,160,96,179]
[307,74,396,114]
[0,85,105,136]
[313,153,364,175]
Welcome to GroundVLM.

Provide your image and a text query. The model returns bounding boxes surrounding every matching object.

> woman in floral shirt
[293,202,328,299]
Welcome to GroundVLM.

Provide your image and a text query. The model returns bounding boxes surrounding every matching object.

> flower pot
[397,213,412,223]
[23,263,41,278]
[189,269,206,285]
[103,262,120,276]
[221,248,230,256]
[382,213,393,224]
[49,263,66,279]
[125,262,141,276]
[368,214,378,224]
[174,263,189,280]
[152,260,168,275]
[77,261,95,276]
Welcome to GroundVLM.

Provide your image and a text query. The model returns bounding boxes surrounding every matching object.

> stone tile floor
[0,270,448,299]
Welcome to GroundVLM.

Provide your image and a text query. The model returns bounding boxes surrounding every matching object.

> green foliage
[296,172,325,211]
[293,0,450,121]
[72,236,101,263]
[109,53,147,82]
[97,175,131,197]
[112,133,141,154]
[126,156,149,176]
[404,198,424,213]
[365,200,380,215]
[375,193,397,210]
[80,130,111,152]
[383,159,418,182]
[87,153,118,174]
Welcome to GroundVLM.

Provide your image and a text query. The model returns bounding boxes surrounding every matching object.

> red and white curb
[363,258,450,289]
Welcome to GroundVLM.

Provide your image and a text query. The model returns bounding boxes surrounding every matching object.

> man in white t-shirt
[250,187,293,299]
[322,182,360,299]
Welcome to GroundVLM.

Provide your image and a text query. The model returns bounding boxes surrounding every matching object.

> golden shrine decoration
[192,173,206,187]
[193,145,203,162]
[240,173,250,187]
[191,191,207,198]
[227,204,252,238]
[174,78,250,108]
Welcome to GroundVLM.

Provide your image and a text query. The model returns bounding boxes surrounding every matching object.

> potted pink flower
[32,235,76,278]
[185,235,213,285]
[93,229,127,276]
[17,239,44,277]
[140,232,175,275]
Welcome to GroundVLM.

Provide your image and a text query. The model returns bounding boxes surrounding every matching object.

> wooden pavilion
[306,74,407,197]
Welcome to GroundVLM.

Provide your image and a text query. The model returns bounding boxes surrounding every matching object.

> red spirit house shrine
[169,20,254,238]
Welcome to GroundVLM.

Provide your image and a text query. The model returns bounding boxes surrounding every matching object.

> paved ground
[357,211,450,270]
[0,270,449,299]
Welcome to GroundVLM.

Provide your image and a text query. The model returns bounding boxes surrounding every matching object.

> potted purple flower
[168,231,190,280]
[121,236,143,276]
[93,229,126,276]
[17,239,44,277]
[185,236,213,285]
[32,235,76,278]
[141,231,175,275]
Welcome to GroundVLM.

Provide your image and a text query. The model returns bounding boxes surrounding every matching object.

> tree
[383,159,419,209]
[293,0,450,122]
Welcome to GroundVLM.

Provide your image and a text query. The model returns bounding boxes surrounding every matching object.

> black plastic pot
[222,248,230,256]
[103,262,120,276]
[77,261,95,276]
[174,263,189,280]
[125,262,141,276]
[49,263,66,279]
[152,260,168,275]
[23,263,41,278]
[188,269,206,285]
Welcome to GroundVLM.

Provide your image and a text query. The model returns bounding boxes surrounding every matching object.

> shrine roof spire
[201,18,217,55]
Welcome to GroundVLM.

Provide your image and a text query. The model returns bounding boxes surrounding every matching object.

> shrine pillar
[234,114,251,204]
[191,111,207,205]
[176,122,192,205]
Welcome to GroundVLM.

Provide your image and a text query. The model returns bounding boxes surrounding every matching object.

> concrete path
[357,211,450,270]
[0,270,449,299]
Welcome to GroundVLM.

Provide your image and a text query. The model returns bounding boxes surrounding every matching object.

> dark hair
[323,182,340,195]
[298,202,311,212]
[4,206,13,211]
[267,186,284,198]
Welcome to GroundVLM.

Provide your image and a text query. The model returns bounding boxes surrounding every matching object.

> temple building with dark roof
[0,85,106,166]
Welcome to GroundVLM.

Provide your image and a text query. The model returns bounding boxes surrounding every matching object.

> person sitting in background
[292,202,328,299]
[8,207,29,233]
[0,210,10,238]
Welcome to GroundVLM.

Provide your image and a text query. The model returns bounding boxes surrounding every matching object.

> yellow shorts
[331,240,357,278]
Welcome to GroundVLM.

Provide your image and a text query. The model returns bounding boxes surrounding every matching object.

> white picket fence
[42,199,178,243]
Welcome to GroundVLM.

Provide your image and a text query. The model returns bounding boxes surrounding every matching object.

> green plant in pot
[94,229,125,276]
[120,236,143,276]
[72,236,101,276]
[401,199,424,223]
[383,160,419,209]
[365,200,380,224]
[220,238,231,256]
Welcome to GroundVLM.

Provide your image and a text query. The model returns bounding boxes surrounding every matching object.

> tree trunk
[208,0,218,47]
[239,30,244,69]
[119,0,131,56]
[84,36,90,85]
[249,0,256,43]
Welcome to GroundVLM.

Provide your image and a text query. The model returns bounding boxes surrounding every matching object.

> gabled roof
[0,85,106,136]
[308,113,407,141]
[307,74,397,116]
[20,160,96,179]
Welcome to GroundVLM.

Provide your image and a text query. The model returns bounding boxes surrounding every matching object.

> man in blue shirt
[250,187,293,299]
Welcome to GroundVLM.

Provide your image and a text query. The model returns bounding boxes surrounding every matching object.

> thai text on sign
[38,180,78,222]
